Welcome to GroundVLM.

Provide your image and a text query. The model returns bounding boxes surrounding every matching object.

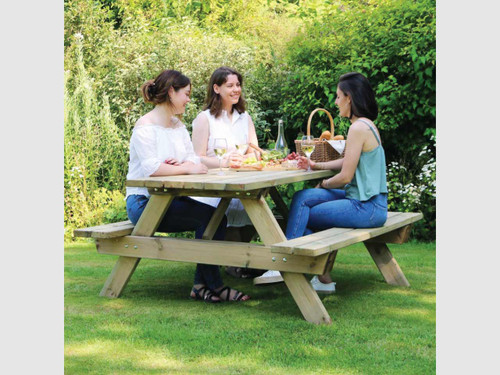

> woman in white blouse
[126,69,250,303]
[191,66,283,285]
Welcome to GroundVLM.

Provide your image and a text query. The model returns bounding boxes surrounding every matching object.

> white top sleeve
[131,126,162,177]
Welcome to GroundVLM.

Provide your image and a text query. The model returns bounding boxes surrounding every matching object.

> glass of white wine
[213,138,228,175]
[301,135,315,172]
[235,134,248,156]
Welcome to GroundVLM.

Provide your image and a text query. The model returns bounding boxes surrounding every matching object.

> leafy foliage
[64,0,436,241]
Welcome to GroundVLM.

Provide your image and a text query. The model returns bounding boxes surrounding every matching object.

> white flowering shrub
[387,135,436,240]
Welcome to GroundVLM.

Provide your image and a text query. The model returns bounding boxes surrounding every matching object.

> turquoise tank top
[345,119,388,201]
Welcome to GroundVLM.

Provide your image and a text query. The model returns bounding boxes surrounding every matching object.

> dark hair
[203,66,246,117]
[141,69,191,105]
[338,72,378,121]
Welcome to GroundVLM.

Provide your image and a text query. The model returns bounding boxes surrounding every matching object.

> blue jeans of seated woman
[285,188,387,240]
[126,194,227,290]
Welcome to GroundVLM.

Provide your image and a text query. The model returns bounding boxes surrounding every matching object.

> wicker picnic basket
[294,108,345,162]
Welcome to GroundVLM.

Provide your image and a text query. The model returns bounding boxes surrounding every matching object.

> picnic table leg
[269,186,289,221]
[241,196,332,325]
[202,198,231,240]
[363,241,410,287]
[100,194,175,298]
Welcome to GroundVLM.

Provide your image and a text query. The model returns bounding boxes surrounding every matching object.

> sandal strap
[192,286,218,301]
[217,286,231,301]
[217,286,246,301]
[233,290,244,301]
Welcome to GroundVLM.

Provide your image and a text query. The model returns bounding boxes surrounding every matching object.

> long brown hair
[141,69,190,106]
[203,66,246,118]
[338,72,378,120]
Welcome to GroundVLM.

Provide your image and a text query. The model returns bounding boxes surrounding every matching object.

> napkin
[326,140,346,155]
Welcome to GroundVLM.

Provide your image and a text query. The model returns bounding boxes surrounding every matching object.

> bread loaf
[332,135,344,140]
[320,130,332,140]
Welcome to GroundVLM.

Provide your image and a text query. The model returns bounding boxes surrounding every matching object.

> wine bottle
[274,119,288,155]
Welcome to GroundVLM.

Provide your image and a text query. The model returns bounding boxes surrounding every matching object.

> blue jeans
[126,195,227,290]
[285,188,387,240]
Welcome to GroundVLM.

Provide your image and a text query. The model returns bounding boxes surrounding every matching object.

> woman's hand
[164,158,181,166]
[182,161,208,174]
[315,179,329,189]
[224,152,245,167]
[297,155,316,170]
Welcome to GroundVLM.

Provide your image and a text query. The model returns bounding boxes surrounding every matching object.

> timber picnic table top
[126,168,336,191]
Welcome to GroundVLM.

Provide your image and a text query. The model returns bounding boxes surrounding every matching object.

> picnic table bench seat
[74,212,422,288]
[73,216,286,240]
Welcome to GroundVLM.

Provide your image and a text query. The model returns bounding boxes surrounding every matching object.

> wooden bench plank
[73,220,134,239]
[271,212,423,256]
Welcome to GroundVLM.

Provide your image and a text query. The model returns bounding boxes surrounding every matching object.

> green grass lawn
[65,240,435,374]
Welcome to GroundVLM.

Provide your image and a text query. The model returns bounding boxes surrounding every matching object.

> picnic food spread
[231,152,301,171]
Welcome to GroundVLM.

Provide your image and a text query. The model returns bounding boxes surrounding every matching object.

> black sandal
[190,285,220,303]
[215,286,250,302]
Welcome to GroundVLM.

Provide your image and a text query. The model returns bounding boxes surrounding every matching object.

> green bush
[387,135,436,241]
[64,0,436,241]
[280,0,436,163]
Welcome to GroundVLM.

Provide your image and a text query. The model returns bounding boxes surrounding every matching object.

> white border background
[436,0,500,373]
[2,0,500,373]
[1,1,64,373]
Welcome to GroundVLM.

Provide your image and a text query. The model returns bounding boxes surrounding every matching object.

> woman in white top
[126,69,250,303]
[191,66,280,284]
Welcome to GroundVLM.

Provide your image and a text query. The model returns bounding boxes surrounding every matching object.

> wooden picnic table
[85,168,422,325]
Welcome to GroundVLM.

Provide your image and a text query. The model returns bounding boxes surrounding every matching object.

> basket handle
[306,108,335,138]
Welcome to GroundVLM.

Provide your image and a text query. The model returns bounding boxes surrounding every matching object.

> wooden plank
[127,169,335,191]
[96,236,330,275]
[270,212,401,253]
[224,170,335,191]
[131,195,175,236]
[365,224,414,244]
[271,212,423,256]
[148,188,264,199]
[99,194,175,298]
[99,256,141,298]
[240,196,286,244]
[281,272,332,325]
[269,186,289,221]
[73,220,134,238]
[202,197,231,240]
[241,197,332,325]
[363,242,410,287]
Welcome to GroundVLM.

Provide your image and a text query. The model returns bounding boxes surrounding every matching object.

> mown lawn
[65,240,435,374]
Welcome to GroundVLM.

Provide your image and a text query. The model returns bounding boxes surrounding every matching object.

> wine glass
[301,135,315,172]
[235,134,248,156]
[213,138,228,175]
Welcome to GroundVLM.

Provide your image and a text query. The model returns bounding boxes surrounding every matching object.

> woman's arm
[133,126,207,177]
[191,113,221,168]
[246,115,259,156]
[319,124,365,189]
[151,161,207,176]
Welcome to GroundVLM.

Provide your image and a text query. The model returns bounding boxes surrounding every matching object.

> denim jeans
[126,194,227,290]
[285,188,387,240]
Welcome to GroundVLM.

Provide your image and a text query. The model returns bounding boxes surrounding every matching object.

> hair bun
[148,80,156,95]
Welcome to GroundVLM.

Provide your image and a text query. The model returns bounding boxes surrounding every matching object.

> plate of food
[231,153,301,171]
[231,156,265,171]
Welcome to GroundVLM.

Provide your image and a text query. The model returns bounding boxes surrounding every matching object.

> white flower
[74,32,84,41]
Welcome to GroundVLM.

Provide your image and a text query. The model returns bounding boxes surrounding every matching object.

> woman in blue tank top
[286,72,388,294]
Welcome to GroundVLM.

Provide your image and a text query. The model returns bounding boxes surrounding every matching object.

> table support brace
[100,194,175,298]
[241,196,332,325]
